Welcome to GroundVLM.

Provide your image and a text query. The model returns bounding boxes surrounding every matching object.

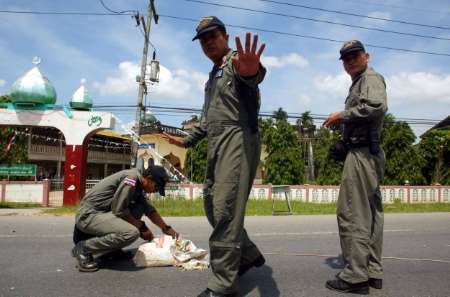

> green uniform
[75,169,156,254]
[185,50,266,294]
[337,67,387,283]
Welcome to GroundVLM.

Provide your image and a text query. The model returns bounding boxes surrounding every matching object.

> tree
[381,114,426,185]
[273,107,288,121]
[184,138,207,183]
[261,117,304,185]
[313,127,343,185]
[418,129,450,185]
[0,128,29,165]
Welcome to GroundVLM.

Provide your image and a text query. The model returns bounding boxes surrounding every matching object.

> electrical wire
[184,0,450,41]
[98,0,137,14]
[159,14,450,57]
[255,0,450,30]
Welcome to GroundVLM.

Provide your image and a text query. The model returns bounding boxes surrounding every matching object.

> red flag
[3,131,16,157]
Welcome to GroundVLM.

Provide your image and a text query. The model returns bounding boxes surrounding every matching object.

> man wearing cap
[323,40,387,294]
[163,16,266,297]
[71,165,178,272]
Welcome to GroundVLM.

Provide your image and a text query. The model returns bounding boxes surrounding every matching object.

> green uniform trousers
[337,147,385,283]
[204,125,263,294]
[75,204,146,254]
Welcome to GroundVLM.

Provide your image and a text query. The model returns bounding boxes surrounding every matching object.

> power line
[98,0,137,14]
[183,0,450,41]
[255,0,450,30]
[0,9,133,16]
[159,14,450,57]
[92,104,442,126]
[339,0,450,15]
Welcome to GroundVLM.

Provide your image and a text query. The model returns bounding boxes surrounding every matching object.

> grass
[0,202,42,208]
[39,198,450,216]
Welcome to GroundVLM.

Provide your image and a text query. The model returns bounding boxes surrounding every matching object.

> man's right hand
[161,132,185,147]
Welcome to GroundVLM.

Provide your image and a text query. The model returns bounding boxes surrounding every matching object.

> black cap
[339,40,366,60]
[142,165,169,196]
[192,16,226,41]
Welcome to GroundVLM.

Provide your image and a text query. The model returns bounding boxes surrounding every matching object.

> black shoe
[326,278,369,295]
[71,241,99,272]
[197,289,237,297]
[98,249,134,262]
[369,278,382,289]
[238,254,266,276]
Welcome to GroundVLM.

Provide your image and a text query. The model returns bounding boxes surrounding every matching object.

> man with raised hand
[163,16,266,297]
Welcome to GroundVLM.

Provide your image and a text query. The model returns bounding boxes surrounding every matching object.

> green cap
[339,40,365,60]
[142,165,169,196]
[192,16,226,41]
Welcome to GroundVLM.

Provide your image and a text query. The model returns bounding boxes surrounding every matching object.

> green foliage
[273,107,288,121]
[418,129,450,185]
[0,94,11,103]
[0,128,29,166]
[184,138,207,183]
[261,117,304,185]
[313,127,343,185]
[381,114,426,185]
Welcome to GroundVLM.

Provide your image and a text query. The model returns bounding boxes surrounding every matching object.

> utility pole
[132,0,158,167]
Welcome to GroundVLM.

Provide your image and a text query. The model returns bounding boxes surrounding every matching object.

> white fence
[3,179,448,207]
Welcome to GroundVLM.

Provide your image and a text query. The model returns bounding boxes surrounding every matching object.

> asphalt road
[0,211,449,297]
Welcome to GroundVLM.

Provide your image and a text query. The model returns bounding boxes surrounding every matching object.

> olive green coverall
[337,66,387,284]
[185,50,266,294]
[75,169,156,254]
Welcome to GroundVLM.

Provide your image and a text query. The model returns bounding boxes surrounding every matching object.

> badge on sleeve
[124,177,136,187]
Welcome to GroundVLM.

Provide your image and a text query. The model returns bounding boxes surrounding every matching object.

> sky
[1,0,449,139]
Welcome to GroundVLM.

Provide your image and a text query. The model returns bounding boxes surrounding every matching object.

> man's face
[199,29,229,64]
[342,51,369,78]
[141,177,157,194]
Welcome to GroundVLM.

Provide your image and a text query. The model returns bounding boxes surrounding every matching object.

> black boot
[197,288,237,297]
[71,241,99,272]
[326,277,369,295]
[369,278,382,289]
[238,254,265,276]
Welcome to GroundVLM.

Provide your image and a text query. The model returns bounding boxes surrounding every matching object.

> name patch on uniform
[124,177,136,187]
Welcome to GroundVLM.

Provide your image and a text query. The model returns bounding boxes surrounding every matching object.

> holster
[329,139,348,161]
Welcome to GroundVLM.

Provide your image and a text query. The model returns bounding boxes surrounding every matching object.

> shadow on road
[239,265,280,297]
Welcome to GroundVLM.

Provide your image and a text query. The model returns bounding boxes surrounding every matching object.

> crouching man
[71,165,179,272]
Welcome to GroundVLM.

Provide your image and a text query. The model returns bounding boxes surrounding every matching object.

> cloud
[262,53,309,68]
[313,72,351,99]
[93,61,208,100]
[0,79,5,87]
[363,11,392,27]
[387,72,450,104]
[312,71,450,106]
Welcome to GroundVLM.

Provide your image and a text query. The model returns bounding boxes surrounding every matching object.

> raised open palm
[232,32,265,77]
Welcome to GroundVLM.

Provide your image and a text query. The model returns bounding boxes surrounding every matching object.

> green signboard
[0,164,37,176]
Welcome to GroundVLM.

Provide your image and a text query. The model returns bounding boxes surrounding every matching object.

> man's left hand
[232,32,265,77]
[324,112,342,130]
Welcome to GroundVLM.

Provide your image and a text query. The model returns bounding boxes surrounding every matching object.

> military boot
[369,278,382,289]
[197,289,237,297]
[326,277,369,295]
[71,241,99,272]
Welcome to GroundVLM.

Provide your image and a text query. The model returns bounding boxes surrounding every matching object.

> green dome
[143,112,158,125]
[70,79,92,110]
[10,66,57,105]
